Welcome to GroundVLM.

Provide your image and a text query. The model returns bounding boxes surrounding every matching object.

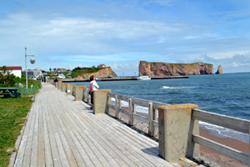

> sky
[0,0,250,76]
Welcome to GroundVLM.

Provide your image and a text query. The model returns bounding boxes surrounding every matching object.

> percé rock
[215,65,224,74]
[76,67,118,79]
[139,61,214,76]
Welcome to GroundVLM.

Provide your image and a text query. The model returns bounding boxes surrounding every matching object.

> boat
[137,76,151,80]
[58,74,65,79]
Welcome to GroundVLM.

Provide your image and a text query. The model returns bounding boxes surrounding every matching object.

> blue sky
[1,0,250,76]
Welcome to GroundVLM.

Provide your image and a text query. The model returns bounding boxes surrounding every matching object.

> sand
[109,107,249,166]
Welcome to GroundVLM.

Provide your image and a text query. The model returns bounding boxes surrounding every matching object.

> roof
[0,66,22,70]
[97,64,107,67]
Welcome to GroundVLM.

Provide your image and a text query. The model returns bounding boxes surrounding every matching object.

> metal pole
[25,46,28,89]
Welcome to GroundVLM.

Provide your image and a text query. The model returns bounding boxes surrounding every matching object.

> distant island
[139,61,223,76]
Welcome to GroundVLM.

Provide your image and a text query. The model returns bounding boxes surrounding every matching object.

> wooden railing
[106,92,250,165]
[192,109,250,165]
[56,82,250,165]
[107,92,165,137]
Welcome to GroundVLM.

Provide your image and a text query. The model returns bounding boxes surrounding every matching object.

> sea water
[69,72,250,142]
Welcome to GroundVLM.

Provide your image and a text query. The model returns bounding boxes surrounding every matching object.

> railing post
[128,98,134,126]
[83,88,87,102]
[58,82,62,91]
[153,108,157,137]
[74,86,86,101]
[93,90,111,114]
[67,84,74,95]
[62,83,68,93]
[158,104,199,161]
[115,95,120,119]
[148,102,154,137]
[60,82,64,92]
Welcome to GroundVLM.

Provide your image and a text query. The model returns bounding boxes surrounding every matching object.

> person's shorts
[91,93,93,104]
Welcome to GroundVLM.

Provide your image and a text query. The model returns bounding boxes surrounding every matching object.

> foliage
[70,67,101,78]
[12,75,41,95]
[0,66,16,87]
[0,97,32,166]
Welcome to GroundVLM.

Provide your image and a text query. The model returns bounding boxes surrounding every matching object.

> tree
[0,66,16,87]
[53,68,56,71]
[49,68,52,71]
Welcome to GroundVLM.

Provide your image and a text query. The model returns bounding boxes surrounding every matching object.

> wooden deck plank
[22,105,36,167]
[49,105,70,167]
[46,105,62,167]
[52,110,78,167]
[37,106,45,167]
[30,106,39,167]
[14,84,175,167]
[55,111,86,167]
[43,105,53,167]
[14,101,34,167]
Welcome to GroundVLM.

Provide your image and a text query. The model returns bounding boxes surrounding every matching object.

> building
[57,68,67,72]
[22,68,42,78]
[21,71,34,78]
[97,64,107,68]
[0,66,22,78]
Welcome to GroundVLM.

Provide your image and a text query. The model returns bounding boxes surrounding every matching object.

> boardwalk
[13,84,173,167]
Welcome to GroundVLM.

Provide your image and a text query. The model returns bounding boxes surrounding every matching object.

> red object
[0,66,22,70]
[90,84,93,94]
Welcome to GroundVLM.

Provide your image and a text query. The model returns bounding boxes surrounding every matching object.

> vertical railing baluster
[115,95,119,119]
[148,102,153,136]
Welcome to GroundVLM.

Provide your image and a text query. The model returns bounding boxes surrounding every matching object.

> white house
[0,66,22,78]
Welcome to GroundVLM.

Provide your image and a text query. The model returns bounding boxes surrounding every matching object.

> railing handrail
[57,83,250,165]
[193,109,250,134]
[106,91,250,165]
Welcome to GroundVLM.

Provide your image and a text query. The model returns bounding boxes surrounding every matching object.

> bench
[0,88,21,98]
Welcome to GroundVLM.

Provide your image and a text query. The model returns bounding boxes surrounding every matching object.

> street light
[25,46,35,89]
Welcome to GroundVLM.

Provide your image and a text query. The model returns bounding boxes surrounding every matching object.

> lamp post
[25,46,36,89]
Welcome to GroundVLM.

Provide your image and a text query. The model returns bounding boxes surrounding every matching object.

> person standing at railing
[89,75,99,110]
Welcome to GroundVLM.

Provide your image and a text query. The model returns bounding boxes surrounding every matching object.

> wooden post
[83,88,87,102]
[158,104,199,161]
[148,102,154,137]
[128,98,134,126]
[119,99,121,108]
[153,108,157,137]
[115,95,119,119]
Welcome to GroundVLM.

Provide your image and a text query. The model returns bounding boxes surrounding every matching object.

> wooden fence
[106,92,250,165]
[57,82,250,165]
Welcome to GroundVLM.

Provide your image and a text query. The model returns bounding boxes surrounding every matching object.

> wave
[162,86,196,89]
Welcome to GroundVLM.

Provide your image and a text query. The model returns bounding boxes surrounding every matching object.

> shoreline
[114,108,248,166]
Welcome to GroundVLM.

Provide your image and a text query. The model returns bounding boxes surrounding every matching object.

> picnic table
[0,87,21,98]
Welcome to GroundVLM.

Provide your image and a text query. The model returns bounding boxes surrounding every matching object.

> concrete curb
[31,94,36,101]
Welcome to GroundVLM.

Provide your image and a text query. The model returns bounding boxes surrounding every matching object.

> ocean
[68,72,250,143]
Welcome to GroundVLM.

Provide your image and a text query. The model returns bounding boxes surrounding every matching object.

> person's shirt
[90,80,99,91]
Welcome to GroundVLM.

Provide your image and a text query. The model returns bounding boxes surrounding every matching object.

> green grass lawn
[0,97,32,167]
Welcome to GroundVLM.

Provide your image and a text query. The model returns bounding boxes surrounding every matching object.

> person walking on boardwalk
[90,75,99,110]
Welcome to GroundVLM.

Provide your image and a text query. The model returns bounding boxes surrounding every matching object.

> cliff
[139,61,214,76]
[215,65,224,74]
[73,67,118,79]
